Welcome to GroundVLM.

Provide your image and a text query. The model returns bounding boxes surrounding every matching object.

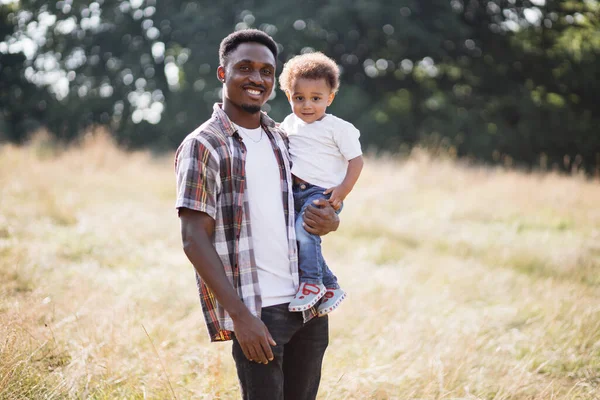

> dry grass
[1,133,599,399]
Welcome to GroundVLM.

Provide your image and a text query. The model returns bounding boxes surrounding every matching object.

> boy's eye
[294,96,304,101]
[312,97,321,101]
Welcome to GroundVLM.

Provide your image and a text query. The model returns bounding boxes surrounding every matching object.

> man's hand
[232,312,277,364]
[302,198,340,235]
[323,185,350,210]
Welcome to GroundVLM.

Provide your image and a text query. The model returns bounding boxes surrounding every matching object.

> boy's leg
[321,204,342,288]
[294,207,323,285]
[294,187,332,283]
[290,188,330,311]
[283,314,329,400]
[319,262,346,317]
[231,304,302,400]
[321,262,340,290]
[290,209,327,311]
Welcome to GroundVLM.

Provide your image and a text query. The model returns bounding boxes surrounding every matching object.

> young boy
[279,52,364,316]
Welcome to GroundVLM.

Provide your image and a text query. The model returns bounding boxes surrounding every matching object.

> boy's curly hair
[279,52,340,94]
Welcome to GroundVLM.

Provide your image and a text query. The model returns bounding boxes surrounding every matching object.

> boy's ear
[285,90,292,102]
[327,92,336,106]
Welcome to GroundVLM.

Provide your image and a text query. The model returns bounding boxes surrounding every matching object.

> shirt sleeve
[333,120,363,161]
[174,138,220,219]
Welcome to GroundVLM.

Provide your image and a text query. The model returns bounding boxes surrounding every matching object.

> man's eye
[239,66,250,71]
[262,69,272,75]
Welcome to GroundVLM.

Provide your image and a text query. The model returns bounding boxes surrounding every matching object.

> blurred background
[1,0,598,172]
[2,2,600,398]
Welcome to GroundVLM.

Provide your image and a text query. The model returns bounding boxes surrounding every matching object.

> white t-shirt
[280,113,362,189]
[234,124,296,307]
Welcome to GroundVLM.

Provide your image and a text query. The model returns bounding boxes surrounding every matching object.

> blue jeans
[232,304,329,400]
[293,183,340,289]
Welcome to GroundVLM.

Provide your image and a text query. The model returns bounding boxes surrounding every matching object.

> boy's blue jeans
[293,183,340,289]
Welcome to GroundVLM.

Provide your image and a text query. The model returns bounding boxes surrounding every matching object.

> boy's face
[286,78,335,124]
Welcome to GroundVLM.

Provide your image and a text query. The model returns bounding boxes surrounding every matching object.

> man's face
[219,42,276,114]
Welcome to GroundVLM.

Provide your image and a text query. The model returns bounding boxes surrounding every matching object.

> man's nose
[248,69,263,84]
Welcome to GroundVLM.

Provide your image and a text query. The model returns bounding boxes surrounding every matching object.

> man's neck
[223,102,262,129]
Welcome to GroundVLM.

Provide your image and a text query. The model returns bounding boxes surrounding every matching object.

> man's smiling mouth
[245,88,263,96]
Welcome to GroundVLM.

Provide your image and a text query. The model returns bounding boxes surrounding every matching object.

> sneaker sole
[289,289,326,312]
[317,292,347,317]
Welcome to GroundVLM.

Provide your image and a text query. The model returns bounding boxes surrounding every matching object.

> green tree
[0,4,47,141]
[2,0,599,171]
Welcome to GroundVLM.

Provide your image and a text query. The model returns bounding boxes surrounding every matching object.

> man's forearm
[180,211,250,320]
[180,209,276,363]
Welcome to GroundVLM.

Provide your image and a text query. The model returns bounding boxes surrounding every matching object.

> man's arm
[302,199,340,235]
[179,208,276,364]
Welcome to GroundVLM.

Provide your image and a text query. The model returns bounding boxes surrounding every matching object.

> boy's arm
[324,155,364,209]
[339,155,364,195]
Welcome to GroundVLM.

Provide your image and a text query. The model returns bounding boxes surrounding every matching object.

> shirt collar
[212,103,277,137]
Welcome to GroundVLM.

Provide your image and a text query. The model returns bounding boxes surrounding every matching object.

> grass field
[1,133,599,399]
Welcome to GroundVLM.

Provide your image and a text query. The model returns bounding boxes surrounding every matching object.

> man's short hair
[279,52,340,94]
[219,29,278,67]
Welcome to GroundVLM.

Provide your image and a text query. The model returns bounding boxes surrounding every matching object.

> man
[175,29,340,400]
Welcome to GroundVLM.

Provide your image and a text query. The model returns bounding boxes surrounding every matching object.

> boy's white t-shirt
[234,124,296,308]
[280,113,362,189]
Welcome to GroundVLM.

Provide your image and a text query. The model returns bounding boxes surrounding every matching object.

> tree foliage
[1,0,599,171]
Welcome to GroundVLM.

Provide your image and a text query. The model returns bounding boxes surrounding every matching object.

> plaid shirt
[175,103,317,342]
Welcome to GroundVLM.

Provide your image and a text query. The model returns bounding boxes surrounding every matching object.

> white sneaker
[317,288,346,317]
[288,283,326,312]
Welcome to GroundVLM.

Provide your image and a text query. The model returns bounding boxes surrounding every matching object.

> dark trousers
[232,303,329,400]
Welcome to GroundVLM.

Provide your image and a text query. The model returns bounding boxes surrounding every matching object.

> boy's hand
[324,185,349,210]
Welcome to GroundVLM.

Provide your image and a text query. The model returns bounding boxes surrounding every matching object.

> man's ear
[217,66,226,83]
[327,92,336,106]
